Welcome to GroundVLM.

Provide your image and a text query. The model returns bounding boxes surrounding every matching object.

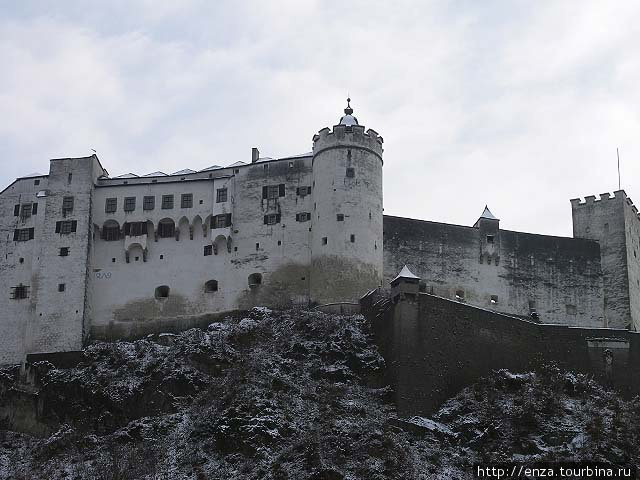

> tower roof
[473,205,499,227]
[479,205,498,220]
[339,97,359,126]
[391,265,420,284]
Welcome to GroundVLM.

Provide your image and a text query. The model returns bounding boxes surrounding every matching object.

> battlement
[570,190,640,222]
[312,123,384,159]
[570,190,628,207]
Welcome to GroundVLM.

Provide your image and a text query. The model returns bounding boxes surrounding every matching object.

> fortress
[1,100,639,365]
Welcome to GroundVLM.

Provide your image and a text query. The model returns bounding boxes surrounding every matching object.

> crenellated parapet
[570,190,640,222]
[312,123,384,163]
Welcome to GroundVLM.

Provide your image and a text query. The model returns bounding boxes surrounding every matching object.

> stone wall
[571,190,640,329]
[368,292,640,416]
[383,215,604,326]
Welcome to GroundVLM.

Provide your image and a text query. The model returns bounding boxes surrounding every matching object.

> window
[105,198,117,213]
[455,290,465,301]
[62,196,74,214]
[263,184,285,200]
[204,280,218,292]
[264,214,280,225]
[59,247,70,256]
[155,285,170,299]
[58,283,65,292]
[263,164,269,171]
[13,228,34,242]
[124,197,136,212]
[234,168,240,174]
[490,295,498,304]
[296,186,312,196]
[337,214,344,221]
[13,205,19,216]
[288,161,294,168]
[34,179,40,186]
[10,284,29,300]
[125,222,147,236]
[216,188,228,203]
[20,204,32,219]
[212,214,232,229]
[56,221,77,235]
[143,196,155,210]
[566,304,577,315]
[158,220,175,238]
[67,173,72,184]
[296,212,310,222]
[486,235,495,244]
[350,234,355,243]
[204,245,213,256]
[322,237,327,245]
[181,193,193,208]
[248,273,262,287]
[103,224,120,241]
[346,167,355,178]
[256,243,260,251]
[161,195,174,209]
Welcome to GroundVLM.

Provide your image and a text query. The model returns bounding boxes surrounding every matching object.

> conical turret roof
[391,265,420,284]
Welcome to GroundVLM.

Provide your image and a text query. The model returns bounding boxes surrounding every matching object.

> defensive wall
[363,288,640,417]
[383,214,605,327]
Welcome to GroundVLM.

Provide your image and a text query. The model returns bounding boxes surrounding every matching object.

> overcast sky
[1,1,638,236]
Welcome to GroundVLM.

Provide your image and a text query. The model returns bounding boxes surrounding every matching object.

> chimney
[251,147,260,163]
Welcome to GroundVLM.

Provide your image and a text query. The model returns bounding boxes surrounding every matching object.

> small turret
[474,205,500,265]
[390,265,420,301]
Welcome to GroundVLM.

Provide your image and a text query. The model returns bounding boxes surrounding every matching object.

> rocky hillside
[1,308,639,479]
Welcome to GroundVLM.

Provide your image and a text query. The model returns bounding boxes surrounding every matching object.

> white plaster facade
[0,104,384,364]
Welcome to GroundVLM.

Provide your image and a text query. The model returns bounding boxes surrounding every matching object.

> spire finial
[344,96,353,115]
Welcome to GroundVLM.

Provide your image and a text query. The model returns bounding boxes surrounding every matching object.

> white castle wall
[0,176,48,363]
[88,156,315,339]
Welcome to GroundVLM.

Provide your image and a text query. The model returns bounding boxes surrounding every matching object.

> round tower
[310,99,384,304]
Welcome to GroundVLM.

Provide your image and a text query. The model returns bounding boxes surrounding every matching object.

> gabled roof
[391,265,420,284]
[143,171,168,177]
[171,169,196,175]
[228,161,247,167]
[114,173,139,179]
[200,165,223,172]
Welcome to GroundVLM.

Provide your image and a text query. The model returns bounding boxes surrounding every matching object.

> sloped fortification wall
[383,215,604,327]
[368,293,640,416]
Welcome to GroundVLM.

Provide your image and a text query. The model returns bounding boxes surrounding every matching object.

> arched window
[248,273,262,288]
[101,220,121,241]
[204,280,218,292]
[155,285,170,299]
[158,219,175,238]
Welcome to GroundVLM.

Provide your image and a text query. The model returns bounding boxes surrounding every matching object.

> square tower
[571,190,640,330]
